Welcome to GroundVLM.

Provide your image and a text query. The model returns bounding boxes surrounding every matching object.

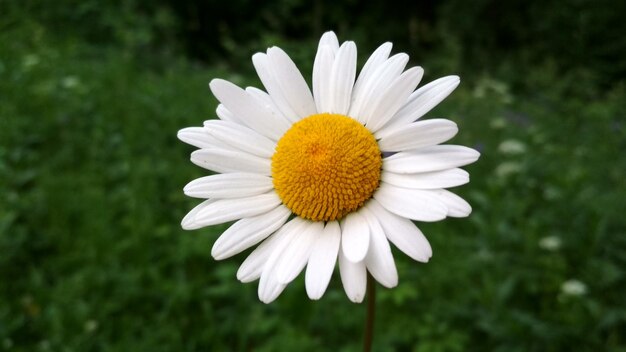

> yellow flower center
[272,113,382,222]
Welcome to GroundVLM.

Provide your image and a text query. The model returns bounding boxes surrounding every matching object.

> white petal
[339,247,367,303]
[184,173,273,199]
[319,31,339,53]
[274,221,323,284]
[352,42,393,102]
[266,47,317,118]
[365,66,424,131]
[366,199,432,262]
[378,119,458,152]
[245,86,273,106]
[181,199,216,230]
[259,279,287,304]
[177,127,228,149]
[312,32,340,114]
[245,87,292,136]
[374,182,448,222]
[191,192,282,228]
[236,242,274,283]
[252,53,300,122]
[306,221,341,300]
[328,41,357,115]
[209,79,285,140]
[258,218,309,303]
[211,205,291,260]
[203,120,276,158]
[376,76,460,139]
[237,217,303,283]
[362,207,398,288]
[380,168,470,189]
[383,145,480,174]
[426,189,472,217]
[190,148,271,175]
[349,53,409,123]
[340,212,370,263]
[313,45,334,113]
[215,104,241,124]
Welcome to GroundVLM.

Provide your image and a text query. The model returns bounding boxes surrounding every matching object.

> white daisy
[178,31,479,303]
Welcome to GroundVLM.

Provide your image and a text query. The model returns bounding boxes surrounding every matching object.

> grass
[1,20,626,352]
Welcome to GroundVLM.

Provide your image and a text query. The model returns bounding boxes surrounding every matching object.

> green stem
[363,273,376,352]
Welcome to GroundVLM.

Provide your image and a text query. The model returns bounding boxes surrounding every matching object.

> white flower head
[495,161,522,178]
[498,139,527,155]
[178,31,480,303]
[61,76,81,89]
[539,236,561,251]
[561,279,587,296]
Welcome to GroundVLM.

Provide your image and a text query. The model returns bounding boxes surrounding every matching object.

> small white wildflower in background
[472,77,513,104]
[489,117,506,129]
[61,76,81,89]
[538,236,561,251]
[39,340,50,351]
[84,319,99,333]
[561,279,587,296]
[495,161,522,178]
[498,139,526,155]
[22,54,40,69]
[543,186,562,201]
[2,338,13,349]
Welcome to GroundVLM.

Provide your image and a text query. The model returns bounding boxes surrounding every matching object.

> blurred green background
[1,0,625,351]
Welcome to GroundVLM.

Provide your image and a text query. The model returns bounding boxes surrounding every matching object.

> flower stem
[363,273,376,352]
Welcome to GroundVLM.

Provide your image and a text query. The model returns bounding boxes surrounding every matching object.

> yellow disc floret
[272,113,382,222]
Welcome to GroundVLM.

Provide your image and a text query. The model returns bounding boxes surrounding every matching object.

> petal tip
[181,218,195,230]
[210,245,226,261]
[208,78,222,89]
[349,294,365,303]
[176,129,188,142]
[307,291,323,301]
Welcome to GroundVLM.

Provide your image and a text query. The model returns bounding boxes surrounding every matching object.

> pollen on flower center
[272,113,382,222]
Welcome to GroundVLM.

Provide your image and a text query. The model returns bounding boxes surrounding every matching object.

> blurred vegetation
[1,0,625,351]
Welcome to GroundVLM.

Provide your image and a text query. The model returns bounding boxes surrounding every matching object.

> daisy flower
[178,31,479,303]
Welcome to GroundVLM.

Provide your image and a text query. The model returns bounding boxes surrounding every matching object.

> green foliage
[438,0,626,87]
[1,1,626,351]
